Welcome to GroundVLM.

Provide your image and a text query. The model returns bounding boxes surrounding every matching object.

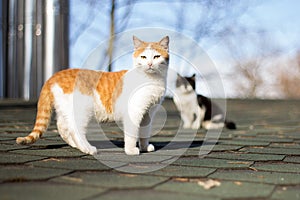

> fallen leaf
[249,166,258,171]
[198,179,221,190]
[174,178,189,182]
[42,158,62,162]
[234,181,243,186]
[62,176,83,183]
[120,173,137,178]
[227,161,251,165]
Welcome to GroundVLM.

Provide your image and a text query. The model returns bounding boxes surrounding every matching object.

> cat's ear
[133,36,144,50]
[159,36,169,51]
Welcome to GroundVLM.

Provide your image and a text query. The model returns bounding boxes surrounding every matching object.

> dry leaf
[198,179,221,190]
[120,173,137,178]
[227,161,251,165]
[62,176,83,183]
[174,178,189,182]
[234,181,243,186]
[249,166,258,171]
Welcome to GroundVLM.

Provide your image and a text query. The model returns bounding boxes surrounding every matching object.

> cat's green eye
[154,55,160,59]
[141,56,147,59]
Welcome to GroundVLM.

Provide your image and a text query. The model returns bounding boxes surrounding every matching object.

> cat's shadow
[90,139,206,151]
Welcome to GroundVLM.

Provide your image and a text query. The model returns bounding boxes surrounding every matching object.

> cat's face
[133,36,169,74]
[176,74,196,94]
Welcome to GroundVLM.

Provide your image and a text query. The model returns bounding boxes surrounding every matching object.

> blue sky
[69,0,300,98]
[70,0,300,66]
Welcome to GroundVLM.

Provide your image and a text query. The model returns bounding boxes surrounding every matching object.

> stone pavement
[0,99,300,200]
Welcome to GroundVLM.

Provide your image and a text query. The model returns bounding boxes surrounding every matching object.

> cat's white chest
[114,70,166,121]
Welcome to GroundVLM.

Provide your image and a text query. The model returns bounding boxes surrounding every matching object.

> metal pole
[7,0,18,98]
[0,0,8,98]
[23,0,34,100]
[44,0,69,82]
[44,0,55,81]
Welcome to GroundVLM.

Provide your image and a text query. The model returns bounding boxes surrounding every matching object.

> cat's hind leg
[56,110,97,155]
[53,88,97,155]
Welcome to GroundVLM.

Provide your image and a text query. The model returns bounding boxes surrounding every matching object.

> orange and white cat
[16,36,169,155]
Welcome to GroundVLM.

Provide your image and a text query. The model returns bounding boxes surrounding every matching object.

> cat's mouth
[145,67,157,74]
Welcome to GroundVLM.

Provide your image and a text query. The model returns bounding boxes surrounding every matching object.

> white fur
[202,121,224,130]
[50,37,169,156]
[51,84,97,155]
[173,84,202,130]
[173,80,226,130]
[115,68,167,155]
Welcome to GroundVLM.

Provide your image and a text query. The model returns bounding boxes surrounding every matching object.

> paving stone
[0,143,30,151]
[0,136,15,141]
[30,139,67,147]
[271,186,300,200]
[94,189,214,200]
[236,136,294,143]
[270,142,300,149]
[210,144,243,151]
[209,170,300,185]
[253,162,300,173]
[155,180,275,199]
[173,157,252,168]
[0,166,72,181]
[1,99,300,199]
[241,147,300,155]
[30,158,111,171]
[0,152,46,164]
[218,139,270,146]
[0,182,105,200]
[11,147,86,157]
[284,156,300,163]
[94,151,174,163]
[207,152,285,161]
[52,171,168,188]
[150,165,215,177]
[182,144,243,155]
[285,132,300,139]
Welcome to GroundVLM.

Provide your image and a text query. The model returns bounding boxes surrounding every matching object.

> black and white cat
[173,74,236,130]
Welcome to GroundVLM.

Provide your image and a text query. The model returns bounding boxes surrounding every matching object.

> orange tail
[16,83,53,145]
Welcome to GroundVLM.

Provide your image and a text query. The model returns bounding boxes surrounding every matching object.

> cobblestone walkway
[0,99,300,200]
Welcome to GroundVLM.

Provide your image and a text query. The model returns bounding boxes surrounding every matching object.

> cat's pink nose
[148,62,152,67]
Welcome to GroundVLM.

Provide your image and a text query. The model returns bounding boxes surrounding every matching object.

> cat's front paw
[147,144,155,152]
[79,146,98,155]
[125,147,140,155]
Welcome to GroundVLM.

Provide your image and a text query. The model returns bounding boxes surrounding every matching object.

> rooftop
[0,99,300,200]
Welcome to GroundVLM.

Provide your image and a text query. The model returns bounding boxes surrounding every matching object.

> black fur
[178,74,236,130]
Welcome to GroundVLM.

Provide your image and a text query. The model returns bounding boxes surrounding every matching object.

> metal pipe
[23,0,35,100]
[0,0,7,98]
[44,0,69,82]
[44,0,56,81]
[7,0,18,98]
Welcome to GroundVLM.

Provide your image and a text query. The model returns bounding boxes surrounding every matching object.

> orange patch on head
[150,43,169,59]
[133,41,169,59]
[133,42,148,58]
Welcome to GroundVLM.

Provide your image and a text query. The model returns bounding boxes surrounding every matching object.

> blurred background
[1,0,300,100]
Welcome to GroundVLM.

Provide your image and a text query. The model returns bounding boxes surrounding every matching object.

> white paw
[88,146,98,155]
[182,123,192,129]
[80,146,97,155]
[147,144,155,152]
[125,147,140,155]
[191,124,200,130]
